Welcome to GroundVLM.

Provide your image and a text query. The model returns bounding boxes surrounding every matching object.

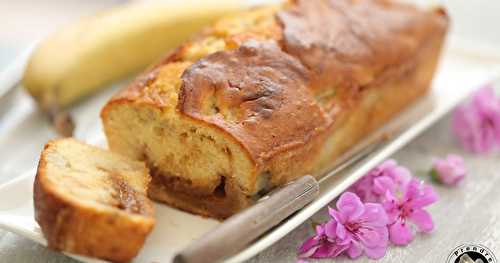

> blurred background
[0,0,499,71]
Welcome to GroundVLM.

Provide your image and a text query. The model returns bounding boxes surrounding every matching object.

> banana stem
[49,108,75,137]
[42,94,75,137]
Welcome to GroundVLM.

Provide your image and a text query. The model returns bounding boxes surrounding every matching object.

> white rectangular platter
[0,42,499,263]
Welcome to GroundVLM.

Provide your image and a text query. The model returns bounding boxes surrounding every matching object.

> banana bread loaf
[101,0,449,219]
[34,139,155,262]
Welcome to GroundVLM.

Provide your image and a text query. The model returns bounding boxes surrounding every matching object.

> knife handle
[173,175,319,263]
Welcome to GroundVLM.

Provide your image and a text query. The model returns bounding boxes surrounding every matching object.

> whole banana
[22,0,241,135]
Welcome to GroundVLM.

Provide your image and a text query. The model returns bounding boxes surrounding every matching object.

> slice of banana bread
[101,0,449,219]
[34,138,155,263]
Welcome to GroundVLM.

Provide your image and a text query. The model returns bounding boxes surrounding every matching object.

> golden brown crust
[275,0,449,129]
[178,40,329,164]
[101,0,449,218]
[277,0,448,90]
[34,139,155,262]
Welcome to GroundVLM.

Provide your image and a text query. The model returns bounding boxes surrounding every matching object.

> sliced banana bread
[34,138,154,262]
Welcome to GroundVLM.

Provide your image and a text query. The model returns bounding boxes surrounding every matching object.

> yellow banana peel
[22,0,242,110]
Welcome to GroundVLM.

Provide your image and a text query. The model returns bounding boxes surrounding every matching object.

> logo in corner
[447,244,497,263]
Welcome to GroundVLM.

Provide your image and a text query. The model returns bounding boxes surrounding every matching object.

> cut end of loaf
[100,6,287,218]
[102,101,259,219]
[34,138,155,262]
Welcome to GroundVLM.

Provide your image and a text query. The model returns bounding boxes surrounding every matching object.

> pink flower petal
[360,203,388,227]
[323,192,392,259]
[324,220,337,238]
[373,176,396,196]
[403,179,438,209]
[298,224,326,258]
[389,221,414,245]
[432,154,467,186]
[316,242,350,259]
[452,86,500,153]
[357,228,384,248]
[364,245,388,259]
[328,243,350,258]
[336,192,365,221]
[375,223,389,243]
[447,154,465,166]
[315,224,325,236]
[335,222,347,240]
[403,179,420,200]
[378,159,398,172]
[328,207,345,224]
[383,192,400,223]
[298,237,348,259]
[409,209,434,233]
[298,221,351,259]
[452,104,488,153]
[351,159,413,203]
[411,184,439,209]
[393,166,412,186]
[472,86,499,116]
[346,241,363,259]
[313,243,338,258]
[298,236,320,258]
[469,86,500,147]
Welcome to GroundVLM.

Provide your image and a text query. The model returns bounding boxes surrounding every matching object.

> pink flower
[328,192,389,259]
[297,222,349,259]
[383,179,438,245]
[431,154,466,186]
[349,160,411,203]
[452,86,500,153]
